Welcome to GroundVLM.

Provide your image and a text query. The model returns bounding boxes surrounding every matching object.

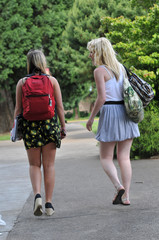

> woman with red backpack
[13,49,66,216]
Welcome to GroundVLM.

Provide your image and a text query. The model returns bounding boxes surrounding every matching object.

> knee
[100,157,110,169]
[30,161,41,168]
[117,155,130,164]
[43,162,55,170]
[100,155,113,163]
[117,150,131,162]
[100,157,105,166]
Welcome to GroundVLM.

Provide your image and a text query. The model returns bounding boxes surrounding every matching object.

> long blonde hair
[27,49,47,74]
[87,37,123,80]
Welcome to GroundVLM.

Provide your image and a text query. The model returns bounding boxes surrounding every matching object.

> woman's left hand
[86,118,94,131]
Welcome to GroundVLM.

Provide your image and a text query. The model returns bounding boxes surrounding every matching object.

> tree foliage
[131,0,159,10]
[0,0,146,108]
[0,0,73,132]
[100,4,159,100]
[56,0,105,109]
[56,0,145,109]
[0,0,73,102]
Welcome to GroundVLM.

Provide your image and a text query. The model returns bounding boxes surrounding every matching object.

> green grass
[81,120,98,134]
[0,133,10,141]
[66,117,91,122]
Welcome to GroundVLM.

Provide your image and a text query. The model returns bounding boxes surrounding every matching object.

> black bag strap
[26,73,50,77]
[123,65,131,79]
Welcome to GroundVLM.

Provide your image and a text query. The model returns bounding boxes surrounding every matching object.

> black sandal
[112,188,125,205]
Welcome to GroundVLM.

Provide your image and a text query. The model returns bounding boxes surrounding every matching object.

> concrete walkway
[0,122,159,240]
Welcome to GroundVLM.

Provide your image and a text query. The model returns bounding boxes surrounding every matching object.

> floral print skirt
[22,116,61,150]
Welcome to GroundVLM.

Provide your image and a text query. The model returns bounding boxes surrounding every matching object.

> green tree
[131,0,159,10]
[0,0,43,132]
[56,0,105,111]
[56,0,145,111]
[100,4,159,100]
[0,0,73,132]
[99,0,145,19]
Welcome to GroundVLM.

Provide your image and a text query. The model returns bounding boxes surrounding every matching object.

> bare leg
[27,147,42,195]
[42,142,56,203]
[117,139,133,203]
[100,141,123,190]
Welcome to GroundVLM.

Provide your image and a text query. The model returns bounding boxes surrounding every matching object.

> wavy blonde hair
[27,49,47,74]
[87,37,124,80]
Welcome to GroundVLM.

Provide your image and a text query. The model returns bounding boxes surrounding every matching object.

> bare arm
[14,79,23,119]
[86,68,106,131]
[50,76,65,130]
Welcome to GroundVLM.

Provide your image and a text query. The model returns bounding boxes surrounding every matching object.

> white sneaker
[45,202,55,216]
[33,194,43,216]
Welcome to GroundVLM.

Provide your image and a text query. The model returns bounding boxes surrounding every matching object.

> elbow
[98,93,106,105]
[97,97,105,106]
[100,97,105,105]
[101,98,106,105]
[57,104,64,113]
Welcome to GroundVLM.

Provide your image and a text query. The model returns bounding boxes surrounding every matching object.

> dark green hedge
[131,109,159,159]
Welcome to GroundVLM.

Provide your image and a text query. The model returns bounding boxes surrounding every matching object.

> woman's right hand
[86,118,94,131]
[60,128,66,139]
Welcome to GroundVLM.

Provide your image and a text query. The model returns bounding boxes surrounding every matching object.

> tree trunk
[90,102,94,112]
[74,107,79,119]
[0,89,14,133]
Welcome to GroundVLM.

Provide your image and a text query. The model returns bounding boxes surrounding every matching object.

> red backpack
[22,74,55,121]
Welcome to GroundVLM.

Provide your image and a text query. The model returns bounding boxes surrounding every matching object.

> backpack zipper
[26,94,49,97]
[26,94,52,106]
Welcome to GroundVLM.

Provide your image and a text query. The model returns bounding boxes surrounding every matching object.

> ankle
[35,193,41,199]
[122,193,129,200]
[45,202,53,208]
[115,184,124,191]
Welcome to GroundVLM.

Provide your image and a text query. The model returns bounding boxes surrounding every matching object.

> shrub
[79,111,89,118]
[131,110,159,159]
[65,112,73,119]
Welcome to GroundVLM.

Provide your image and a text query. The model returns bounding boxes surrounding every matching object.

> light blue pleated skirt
[96,104,140,142]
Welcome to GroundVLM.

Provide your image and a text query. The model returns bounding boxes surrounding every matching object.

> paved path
[0,123,159,240]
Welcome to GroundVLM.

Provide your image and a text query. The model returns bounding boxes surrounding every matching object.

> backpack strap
[21,77,27,84]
